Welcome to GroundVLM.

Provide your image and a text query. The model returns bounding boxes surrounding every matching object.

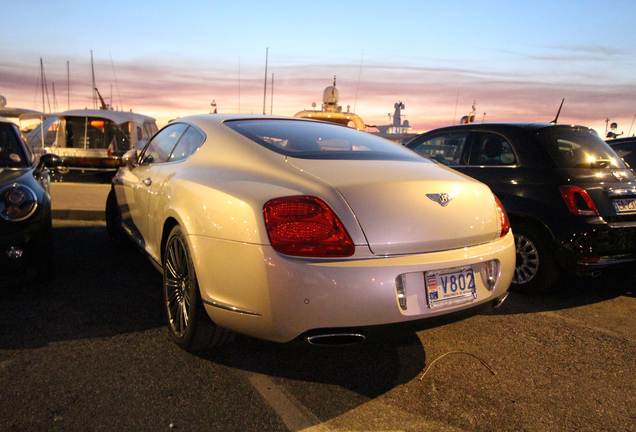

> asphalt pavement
[4,181,632,431]
[50,182,110,221]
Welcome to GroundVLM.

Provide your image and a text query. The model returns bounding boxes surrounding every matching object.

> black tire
[105,189,127,246]
[163,225,234,351]
[511,221,559,294]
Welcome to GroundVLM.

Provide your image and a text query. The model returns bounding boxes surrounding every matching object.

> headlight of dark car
[0,183,38,221]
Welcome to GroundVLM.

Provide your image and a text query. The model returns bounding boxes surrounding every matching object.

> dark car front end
[0,120,60,287]
[0,173,54,286]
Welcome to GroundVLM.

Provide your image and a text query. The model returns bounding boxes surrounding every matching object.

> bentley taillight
[494,196,510,237]
[559,186,599,216]
[263,196,355,257]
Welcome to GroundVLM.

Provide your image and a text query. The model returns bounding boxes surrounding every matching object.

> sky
[2,0,635,137]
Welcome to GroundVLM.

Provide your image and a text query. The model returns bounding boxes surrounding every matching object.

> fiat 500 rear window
[540,128,627,170]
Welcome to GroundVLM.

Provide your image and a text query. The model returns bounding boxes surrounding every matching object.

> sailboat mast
[40,58,45,113]
[67,61,70,110]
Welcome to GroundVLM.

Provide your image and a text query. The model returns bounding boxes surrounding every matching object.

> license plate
[613,198,636,213]
[425,266,476,308]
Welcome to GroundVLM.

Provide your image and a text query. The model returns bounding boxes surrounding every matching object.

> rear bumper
[299,291,510,344]
[555,221,636,275]
[190,232,515,343]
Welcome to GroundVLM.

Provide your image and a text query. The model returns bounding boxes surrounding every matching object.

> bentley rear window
[224,119,426,162]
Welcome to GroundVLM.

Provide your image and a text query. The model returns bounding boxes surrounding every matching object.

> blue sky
[2,0,635,135]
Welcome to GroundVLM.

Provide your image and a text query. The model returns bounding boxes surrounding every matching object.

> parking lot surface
[0,219,634,431]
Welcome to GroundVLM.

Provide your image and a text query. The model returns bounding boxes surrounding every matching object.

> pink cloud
[2,56,633,137]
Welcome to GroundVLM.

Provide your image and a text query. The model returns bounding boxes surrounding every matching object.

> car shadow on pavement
[0,222,164,350]
[491,267,635,316]
[200,332,428,402]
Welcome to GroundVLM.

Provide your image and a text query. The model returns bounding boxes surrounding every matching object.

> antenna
[551,98,564,124]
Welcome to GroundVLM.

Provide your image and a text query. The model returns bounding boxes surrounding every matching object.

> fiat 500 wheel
[163,225,234,351]
[511,222,558,294]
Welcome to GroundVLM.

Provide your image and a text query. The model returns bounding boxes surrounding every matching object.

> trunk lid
[287,158,500,256]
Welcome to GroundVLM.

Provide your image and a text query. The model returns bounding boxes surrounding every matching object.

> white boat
[22,108,158,183]
[368,101,419,144]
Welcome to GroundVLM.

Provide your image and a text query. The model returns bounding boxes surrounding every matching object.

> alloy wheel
[164,235,191,337]
[513,233,540,284]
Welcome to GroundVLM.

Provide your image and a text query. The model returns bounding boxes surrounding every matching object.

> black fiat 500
[407,123,636,293]
[0,117,61,287]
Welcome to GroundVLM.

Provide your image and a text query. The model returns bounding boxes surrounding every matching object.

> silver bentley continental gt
[106,114,515,351]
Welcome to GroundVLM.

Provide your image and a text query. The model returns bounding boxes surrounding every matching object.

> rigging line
[67,61,70,111]
[52,82,57,112]
[40,58,51,113]
[110,52,123,111]
[353,48,364,113]
[628,112,636,136]
[263,47,269,115]
[453,92,459,125]
[32,73,40,111]
[238,55,241,114]
[270,73,274,115]
[91,50,97,109]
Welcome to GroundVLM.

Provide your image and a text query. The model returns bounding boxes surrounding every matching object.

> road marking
[540,311,629,340]
[250,373,443,432]
[249,373,330,432]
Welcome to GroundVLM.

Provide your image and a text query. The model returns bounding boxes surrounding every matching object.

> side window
[140,123,188,164]
[409,131,470,166]
[0,123,29,168]
[169,126,206,162]
[470,132,516,166]
[43,120,59,146]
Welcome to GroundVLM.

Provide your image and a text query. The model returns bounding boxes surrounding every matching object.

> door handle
[141,178,152,186]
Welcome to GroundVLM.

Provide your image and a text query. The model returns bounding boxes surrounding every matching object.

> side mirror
[38,153,63,169]
[122,149,138,169]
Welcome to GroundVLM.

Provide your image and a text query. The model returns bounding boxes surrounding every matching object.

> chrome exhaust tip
[304,333,366,346]
[492,292,509,309]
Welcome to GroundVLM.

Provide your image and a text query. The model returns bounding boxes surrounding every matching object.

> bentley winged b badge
[426,193,455,207]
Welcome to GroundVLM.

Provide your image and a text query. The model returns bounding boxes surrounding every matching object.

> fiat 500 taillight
[263,196,355,257]
[559,185,599,216]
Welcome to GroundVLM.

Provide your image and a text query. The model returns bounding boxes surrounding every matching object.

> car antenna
[551,98,564,124]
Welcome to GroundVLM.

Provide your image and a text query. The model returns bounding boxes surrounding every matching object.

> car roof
[172,113,319,127]
[607,136,636,145]
[427,122,593,132]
